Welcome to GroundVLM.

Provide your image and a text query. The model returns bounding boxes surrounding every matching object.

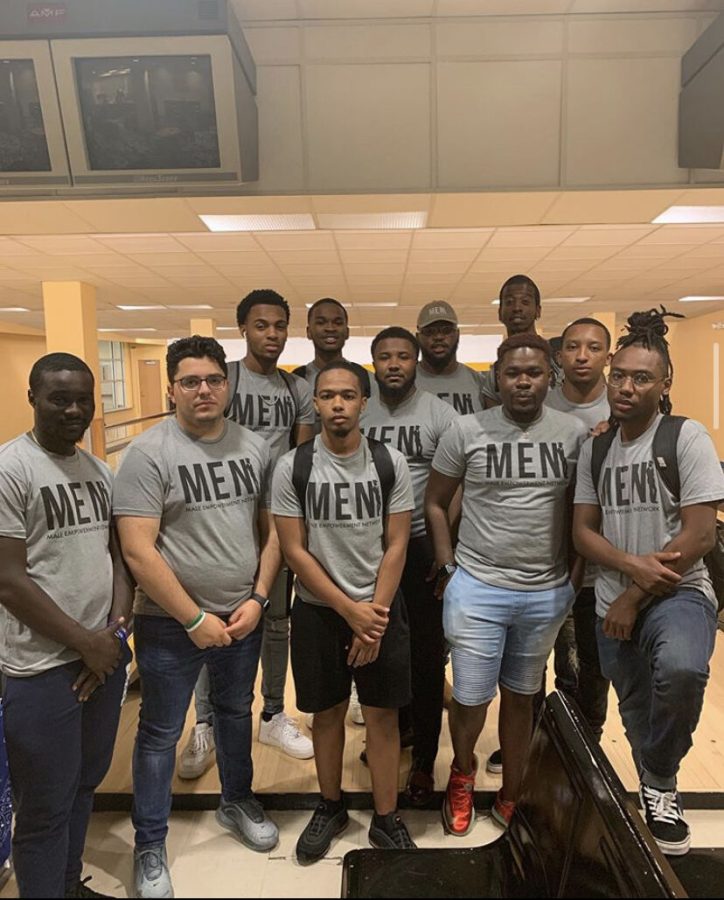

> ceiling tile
[255,232,337,252]
[412,229,493,249]
[98,236,189,255]
[174,234,261,252]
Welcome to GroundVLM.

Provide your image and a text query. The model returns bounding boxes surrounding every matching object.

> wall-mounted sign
[27,4,67,23]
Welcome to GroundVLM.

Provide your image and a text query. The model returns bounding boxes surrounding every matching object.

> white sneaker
[177,723,215,780]
[259,712,314,759]
[349,683,365,725]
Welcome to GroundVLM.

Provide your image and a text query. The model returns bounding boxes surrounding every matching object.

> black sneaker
[65,876,112,898]
[368,812,417,850]
[639,783,691,856]
[485,749,503,775]
[296,797,349,864]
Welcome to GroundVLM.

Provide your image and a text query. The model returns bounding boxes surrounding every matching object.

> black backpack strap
[366,436,395,518]
[278,368,301,448]
[652,415,687,501]
[291,438,315,519]
[224,359,241,418]
[591,428,618,499]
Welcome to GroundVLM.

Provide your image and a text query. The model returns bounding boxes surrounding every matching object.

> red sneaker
[442,756,478,836]
[491,789,516,829]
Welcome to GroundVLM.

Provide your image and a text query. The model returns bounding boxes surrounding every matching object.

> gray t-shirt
[225,359,315,463]
[574,415,724,617]
[360,388,458,538]
[271,435,414,606]
[416,363,487,415]
[113,417,272,617]
[545,384,610,433]
[433,406,588,589]
[0,434,113,677]
[545,383,610,587]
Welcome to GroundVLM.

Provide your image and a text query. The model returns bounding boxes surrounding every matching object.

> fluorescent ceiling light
[216,326,238,331]
[678,295,724,303]
[199,214,315,232]
[491,299,500,306]
[652,205,724,224]
[0,306,30,312]
[354,302,399,308]
[166,304,214,310]
[98,327,157,332]
[316,212,427,230]
[117,305,165,311]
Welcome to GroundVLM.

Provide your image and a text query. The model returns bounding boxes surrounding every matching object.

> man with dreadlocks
[573,307,724,856]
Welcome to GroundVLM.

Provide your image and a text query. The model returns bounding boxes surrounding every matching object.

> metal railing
[105,410,172,470]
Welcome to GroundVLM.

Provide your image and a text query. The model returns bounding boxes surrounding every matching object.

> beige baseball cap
[417,301,458,330]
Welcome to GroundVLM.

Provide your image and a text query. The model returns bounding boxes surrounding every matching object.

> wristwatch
[250,591,270,611]
[437,563,457,581]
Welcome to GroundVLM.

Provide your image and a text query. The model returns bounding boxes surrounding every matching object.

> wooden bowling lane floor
[97,633,724,802]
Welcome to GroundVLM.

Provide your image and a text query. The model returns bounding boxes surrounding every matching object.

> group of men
[1,275,722,900]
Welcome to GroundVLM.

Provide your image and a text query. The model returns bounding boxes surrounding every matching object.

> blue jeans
[132,614,263,848]
[444,566,575,705]
[193,569,290,722]
[596,587,716,790]
[2,652,129,898]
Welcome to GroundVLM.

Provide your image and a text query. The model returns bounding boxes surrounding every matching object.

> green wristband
[184,611,204,631]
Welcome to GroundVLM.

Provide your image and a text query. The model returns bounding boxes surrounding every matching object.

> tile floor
[2,807,724,898]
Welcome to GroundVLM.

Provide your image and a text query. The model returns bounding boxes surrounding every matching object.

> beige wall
[669,310,724,458]
[2,332,47,445]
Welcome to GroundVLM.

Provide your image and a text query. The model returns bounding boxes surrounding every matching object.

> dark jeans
[534,587,610,738]
[400,534,445,771]
[132,614,263,848]
[596,587,716,790]
[2,651,129,898]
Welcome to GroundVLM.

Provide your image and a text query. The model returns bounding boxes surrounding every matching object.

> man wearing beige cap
[415,302,487,414]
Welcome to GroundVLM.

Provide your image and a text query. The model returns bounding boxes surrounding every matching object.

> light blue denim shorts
[443,566,575,706]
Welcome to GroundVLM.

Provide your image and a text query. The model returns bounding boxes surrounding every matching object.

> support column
[190,317,217,337]
[42,281,105,459]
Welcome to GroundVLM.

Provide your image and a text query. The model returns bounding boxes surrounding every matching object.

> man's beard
[421,336,459,372]
[376,371,416,402]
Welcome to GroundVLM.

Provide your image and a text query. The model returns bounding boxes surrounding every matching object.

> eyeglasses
[173,375,227,392]
[420,323,457,337]
[608,370,661,388]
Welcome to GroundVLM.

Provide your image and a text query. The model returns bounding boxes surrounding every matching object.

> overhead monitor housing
[0,0,258,193]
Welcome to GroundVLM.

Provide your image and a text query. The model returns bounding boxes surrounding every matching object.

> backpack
[291,436,395,520]
[227,360,301,449]
[590,415,724,610]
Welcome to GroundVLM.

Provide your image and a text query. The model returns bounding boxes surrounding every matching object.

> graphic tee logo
[178,458,260,505]
[41,480,110,531]
[228,394,294,431]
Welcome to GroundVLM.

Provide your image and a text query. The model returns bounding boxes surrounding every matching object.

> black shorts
[290,593,411,713]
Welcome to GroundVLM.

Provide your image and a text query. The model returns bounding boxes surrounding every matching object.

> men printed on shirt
[415,364,487,416]
[360,389,458,538]
[432,405,588,589]
[271,436,414,606]
[0,434,113,676]
[225,360,315,463]
[113,417,272,617]
[574,414,724,617]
